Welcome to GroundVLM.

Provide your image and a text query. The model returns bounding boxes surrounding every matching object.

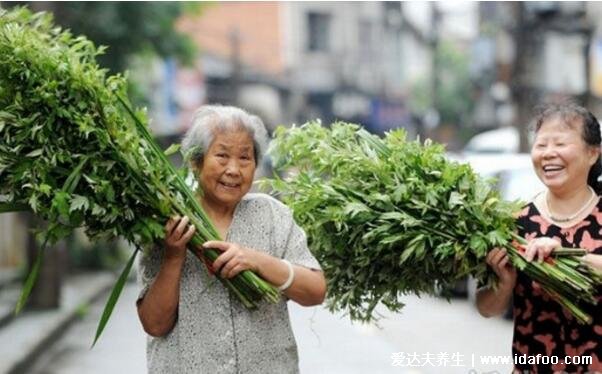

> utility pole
[511,4,593,152]
[420,2,442,139]
[229,27,241,105]
[430,2,441,118]
[511,3,533,153]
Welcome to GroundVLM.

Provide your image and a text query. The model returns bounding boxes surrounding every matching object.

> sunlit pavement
[28,283,513,374]
[291,294,513,374]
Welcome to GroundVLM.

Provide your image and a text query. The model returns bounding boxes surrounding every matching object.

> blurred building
[586,2,602,113]
[177,2,287,133]
[173,1,443,136]
[471,2,593,151]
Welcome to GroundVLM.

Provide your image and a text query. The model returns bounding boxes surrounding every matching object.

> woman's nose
[541,145,557,158]
[225,159,241,174]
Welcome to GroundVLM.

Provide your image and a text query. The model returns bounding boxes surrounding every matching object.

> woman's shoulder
[514,203,537,220]
[240,192,292,217]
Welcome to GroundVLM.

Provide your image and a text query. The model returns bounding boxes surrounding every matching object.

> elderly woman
[136,105,326,373]
[476,102,602,373]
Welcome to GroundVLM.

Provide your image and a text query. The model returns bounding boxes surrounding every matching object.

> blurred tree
[13,1,199,73]
[3,1,202,310]
[409,40,474,127]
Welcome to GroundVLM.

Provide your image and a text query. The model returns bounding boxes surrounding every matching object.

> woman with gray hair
[136,105,326,373]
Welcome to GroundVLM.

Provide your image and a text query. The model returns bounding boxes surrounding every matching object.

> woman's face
[197,130,256,208]
[531,116,599,194]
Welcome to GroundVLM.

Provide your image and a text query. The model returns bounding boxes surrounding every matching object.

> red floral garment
[513,201,602,373]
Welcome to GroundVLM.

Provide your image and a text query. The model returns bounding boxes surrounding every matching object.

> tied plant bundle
[0,8,278,345]
[264,121,602,324]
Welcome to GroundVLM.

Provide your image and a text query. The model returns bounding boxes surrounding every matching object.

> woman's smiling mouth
[542,164,564,177]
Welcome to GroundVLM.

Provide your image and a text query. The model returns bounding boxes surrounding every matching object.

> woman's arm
[137,216,195,337]
[205,241,327,306]
[476,248,516,318]
[254,251,326,306]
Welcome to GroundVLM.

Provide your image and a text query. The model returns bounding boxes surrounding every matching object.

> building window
[307,12,331,52]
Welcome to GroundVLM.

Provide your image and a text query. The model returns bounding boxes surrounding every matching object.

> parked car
[461,153,544,201]
[463,126,535,154]
[463,127,520,154]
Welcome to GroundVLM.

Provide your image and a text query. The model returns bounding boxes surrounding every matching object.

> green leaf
[343,202,369,218]
[15,237,49,314]
[51,192,70,219]
[62,156,88,193]
[69,194,89,212]
[469,235,487,253]
[486,230,506,246]
[380,212,404,221]
[164,143,181,156]
[398,247,414,265]
[25,148,43,157]
[448,191,464,208]
[38,183,52,196]
[92,247,139,347]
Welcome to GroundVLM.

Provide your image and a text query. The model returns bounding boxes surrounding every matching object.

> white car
[460,152,545,203]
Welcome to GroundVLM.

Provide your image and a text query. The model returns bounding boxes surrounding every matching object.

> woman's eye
[216,153,227,158]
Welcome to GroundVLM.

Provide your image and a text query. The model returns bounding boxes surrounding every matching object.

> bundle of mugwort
[264,121,602,324]
[0,8,278,345]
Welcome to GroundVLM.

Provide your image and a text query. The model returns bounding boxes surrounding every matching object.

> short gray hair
[181,105,269,165]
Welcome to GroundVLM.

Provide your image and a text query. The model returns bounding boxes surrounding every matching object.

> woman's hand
[203,241,260,279]
[164,216,196,261]
[523,237,561,262]
[486,248,517,290]
[203,240,327,306]
[477,247,516,317]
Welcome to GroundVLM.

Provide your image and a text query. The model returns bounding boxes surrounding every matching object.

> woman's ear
[191,158,203,175]
[589,146,601,166]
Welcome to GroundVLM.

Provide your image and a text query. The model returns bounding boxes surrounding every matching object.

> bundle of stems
[0,8,278,345]
[508,236,599,324]
[264,121,602,324]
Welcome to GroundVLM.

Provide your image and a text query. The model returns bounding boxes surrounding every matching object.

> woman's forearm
[476,284,513,318]
[137,257,185,337]
[255,252,326,306]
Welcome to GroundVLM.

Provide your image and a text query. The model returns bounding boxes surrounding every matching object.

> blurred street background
[1,1,601,373]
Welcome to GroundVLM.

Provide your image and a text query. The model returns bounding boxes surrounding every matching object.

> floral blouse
[137,193,321,373]
[513,200,602,373]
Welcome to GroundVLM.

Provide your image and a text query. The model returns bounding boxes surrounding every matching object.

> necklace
[545,187,597,223]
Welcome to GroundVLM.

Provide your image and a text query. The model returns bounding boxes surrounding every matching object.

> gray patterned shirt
[137,193,321,374]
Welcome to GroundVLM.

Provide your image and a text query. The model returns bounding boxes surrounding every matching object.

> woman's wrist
[498,278,516,294]
[253,251,293,288]
[162,251,186,268]
[277,259,295,292]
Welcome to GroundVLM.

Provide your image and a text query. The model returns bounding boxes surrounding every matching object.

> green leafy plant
[263,121,602,324]
[0,7,278,346]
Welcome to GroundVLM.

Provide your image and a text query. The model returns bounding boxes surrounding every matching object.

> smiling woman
[183,109,263,226]
[476,102,602,373]
[136,105,326,373]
